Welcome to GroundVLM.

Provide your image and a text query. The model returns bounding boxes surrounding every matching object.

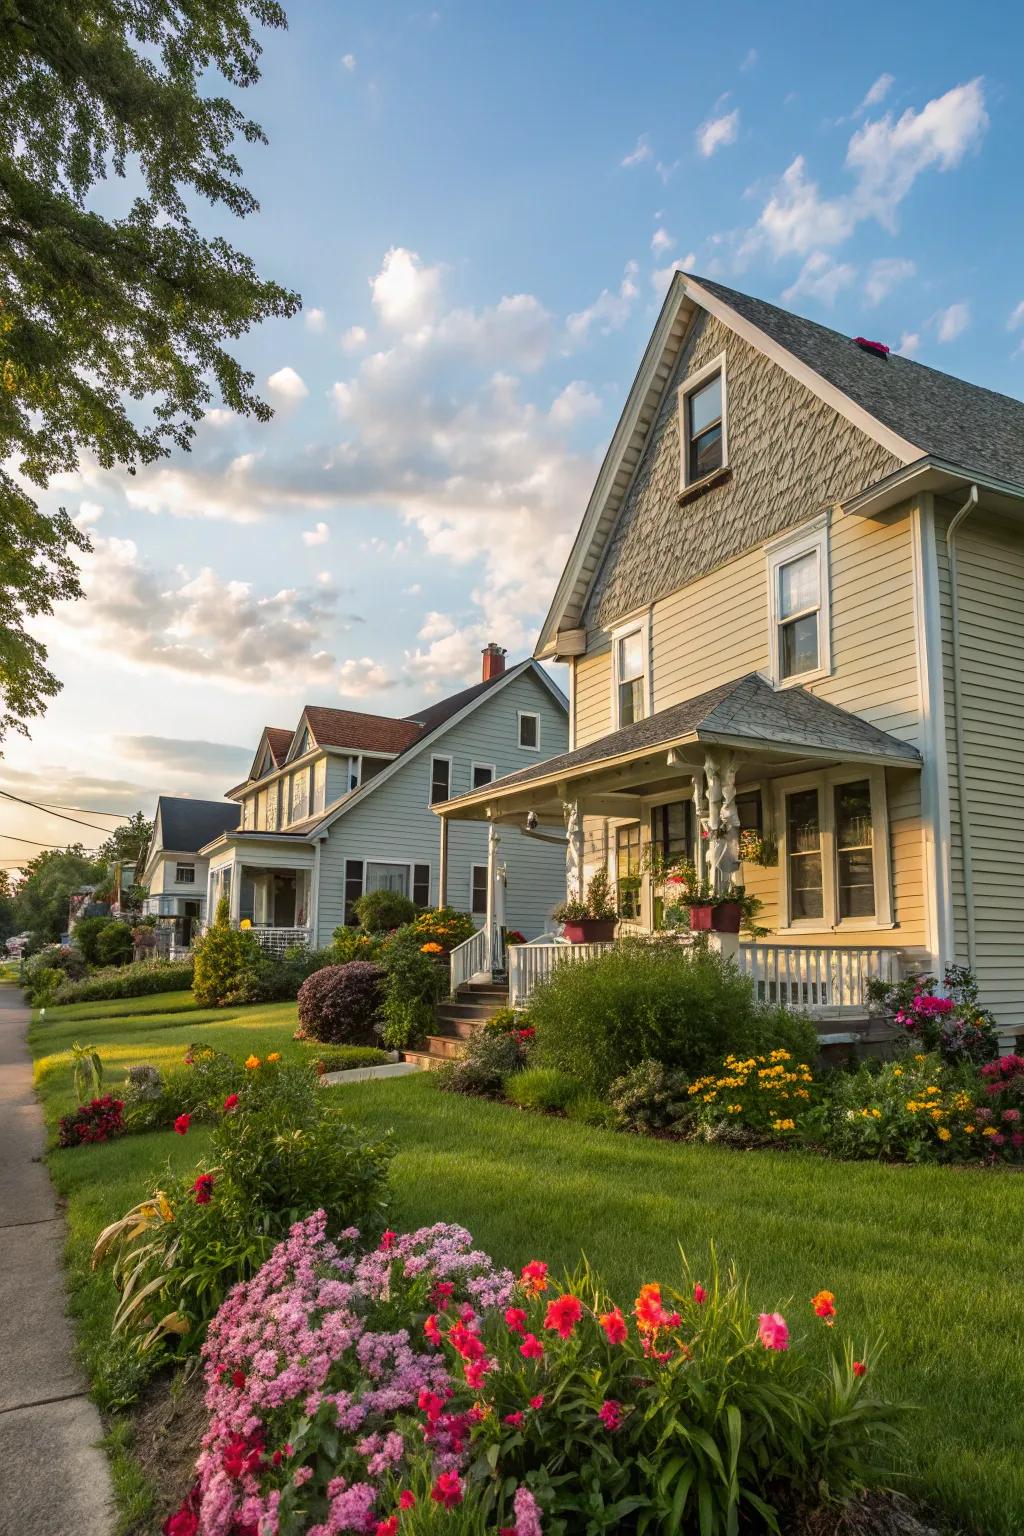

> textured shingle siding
[584,310,900,630]
[936,504,1024,1027]
[314,671,568,945]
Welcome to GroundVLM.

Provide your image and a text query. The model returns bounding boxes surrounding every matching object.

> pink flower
[693,1283,707,1305]
[598,1399,622,1431]
[513,1486,544,1536]
[529,1393,544,1409]
[757,1312,789,1351]
[504,1410,525,1427]
[519,1333,544,1359]
[380,1230,397,1250]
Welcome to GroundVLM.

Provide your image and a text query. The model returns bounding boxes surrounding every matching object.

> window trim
[517,710,541,753]
[470,862,489,917]
[765,515,832,687]
[174,861,196,885]
[677,352,729,491]
[428,754,453,807]
[359,858,433,909]
[609,612,652,729]
[471,761,497,789]
[773,766,893,931]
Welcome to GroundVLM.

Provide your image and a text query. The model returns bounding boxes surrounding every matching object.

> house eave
[841,456,1024,519]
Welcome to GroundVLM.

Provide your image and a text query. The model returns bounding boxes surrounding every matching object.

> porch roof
[437,672,921,817]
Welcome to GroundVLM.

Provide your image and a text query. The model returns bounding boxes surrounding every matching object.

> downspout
[945,484,980,971]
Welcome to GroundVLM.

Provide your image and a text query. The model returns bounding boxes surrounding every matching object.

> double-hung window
[471,763,496,789]
[471,864,488,916]
[766,518,831,685]
[429,756,452,805]
[616,823,642,921]
[611,614,649,728]
[679,356,727,489]
[778,769,890,929]
[175,862,195,885]
[518,712,540,751]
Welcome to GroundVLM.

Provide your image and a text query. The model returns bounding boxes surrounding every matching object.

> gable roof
[298,705,422,757]
[155,796,239,853]
[536,270,1024,656]
[405,673,508,734]
[441,672,920,809]
[265,727,293,766]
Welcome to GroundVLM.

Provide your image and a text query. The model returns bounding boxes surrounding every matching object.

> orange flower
[244,1054,261,1070]
[520,1260,548,1296]
[420,942,444,954]
[811,1289,836,1324]
[634,1282,680,1334]
[266,1051,281,1063]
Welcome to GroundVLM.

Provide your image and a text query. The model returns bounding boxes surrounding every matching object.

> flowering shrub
[375,929,449,1052]
[408,908,476,953]
[297,963,385,1046]
[686,1049,815,1138]
[169,1221,897,1536]
[58,1095,125,1148]
[436,1026,532,1097]
[123,1045,247,1133]
[331,928,386,965]
[869,965,998,1065]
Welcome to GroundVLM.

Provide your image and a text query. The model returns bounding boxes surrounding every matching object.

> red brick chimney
[481,642,507,682]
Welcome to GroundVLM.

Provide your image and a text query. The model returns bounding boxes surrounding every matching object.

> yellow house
[437,272,1024,1032]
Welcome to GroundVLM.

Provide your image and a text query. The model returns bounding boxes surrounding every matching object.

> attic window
[853,337,889,359]
[678,354,728,489]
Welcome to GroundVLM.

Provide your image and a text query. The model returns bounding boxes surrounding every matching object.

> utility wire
[16,797,130,819]
[0,831,101,851]
[0,788,118,835]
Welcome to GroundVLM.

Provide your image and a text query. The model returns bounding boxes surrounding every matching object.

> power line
[0,831,101,851]
[18,798,131,819]
[0,789,117,835]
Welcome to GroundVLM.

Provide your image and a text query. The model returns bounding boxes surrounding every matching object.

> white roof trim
[535,272,923,655]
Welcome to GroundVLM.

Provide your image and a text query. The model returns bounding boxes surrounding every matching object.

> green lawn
[26,990,1024,1536]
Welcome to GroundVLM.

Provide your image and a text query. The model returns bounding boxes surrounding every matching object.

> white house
[198,645,569,950]
[141,796,240,944]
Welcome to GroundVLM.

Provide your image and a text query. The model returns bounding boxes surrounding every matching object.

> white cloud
[371,246,443,329]
[548,381,601,428]
[203,408,235,428]
[1008,301,1024,332]
[342,52,357,71]
[565,261,639,343]
[337,657,397,697]
[740,48,757,72]
[341,325,368,352]
[432,292,554,372]
[854,73,895,115]
[751,78,988,258]
[302,521,330,546]
[621,134,652,168]
[896,331,920,357]
[864,256,915,306]
[305,307,326,332]
[934,302,969,342]
[267,366,309,402]
[651,259,685,296]
[655,158,680,185]
[74,500,104,529]
[782,251,856,306]
[651,226,675,256]
[697,108,740,158]
[404,583,422,596]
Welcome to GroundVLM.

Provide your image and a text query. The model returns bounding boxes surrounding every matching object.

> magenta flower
[757,1312,790,1351]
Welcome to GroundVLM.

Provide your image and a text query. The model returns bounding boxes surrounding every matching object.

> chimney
[481,642,507,682]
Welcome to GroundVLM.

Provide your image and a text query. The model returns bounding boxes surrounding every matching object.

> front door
[273,875,296,926]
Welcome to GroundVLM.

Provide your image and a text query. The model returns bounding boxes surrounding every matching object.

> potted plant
[662,861,757,935]
[553,869,618,943]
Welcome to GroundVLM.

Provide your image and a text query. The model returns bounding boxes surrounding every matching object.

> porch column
[692,773,706,884]
[309,841,322,943]
[563,800,584,899]
[484,822,501,974]
[703,750,742,894]
[438,815,449,907]
[229,864,242,925]
[205,867,214,927]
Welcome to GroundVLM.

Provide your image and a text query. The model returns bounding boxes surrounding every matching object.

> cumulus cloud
[697,108,740,158]
[621,134,652,168]
[934,302,969,342]
[651,226,674,256]
[337,657,397,696]
[371,247,444,329]
[864,256,915,305]
[341,325,368,352]
[302,521,330,546]
[896,331,920,357]
[305,307,326,332]
[566,261,639,343]
[267,366,309,402]
[750,78,988,258]
[548,381,602,428]
[782,251,856,306]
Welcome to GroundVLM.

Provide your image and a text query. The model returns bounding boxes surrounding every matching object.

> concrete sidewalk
[0,984,114,1536]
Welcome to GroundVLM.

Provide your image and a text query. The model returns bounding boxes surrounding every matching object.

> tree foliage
[0,0,298,742]
[12,845,103,943]
[98,811,152,871]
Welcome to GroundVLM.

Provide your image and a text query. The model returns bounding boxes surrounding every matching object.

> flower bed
[58,1094,125,1147]
[167,1216,896,1535]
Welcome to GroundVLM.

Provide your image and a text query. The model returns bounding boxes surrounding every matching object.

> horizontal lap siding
[574,643,612,748]
[316,672,568,945]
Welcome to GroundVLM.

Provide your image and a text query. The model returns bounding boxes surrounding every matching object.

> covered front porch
[438,673,923,1018]
[205,835,318,951]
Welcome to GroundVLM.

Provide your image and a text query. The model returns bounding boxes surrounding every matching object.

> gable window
[518,711,540,752]
[175,862,195,885]
[472,762,496,789]
[291,767,309,822]
[430,756,452,805]
[615,629,645,726]
[313,757,327,816]
[470,864,488,916]
[679,355,727,489]
[766,517,831,685]
[777,769,891,929]
[616,822,642,920]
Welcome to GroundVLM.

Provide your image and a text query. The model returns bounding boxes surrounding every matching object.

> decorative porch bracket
[563,799,584,899]
[698,749,743,894]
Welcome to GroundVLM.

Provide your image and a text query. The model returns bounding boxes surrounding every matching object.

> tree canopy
[11,845,104,942]
[98,810,152,872]
[0,1,298,743]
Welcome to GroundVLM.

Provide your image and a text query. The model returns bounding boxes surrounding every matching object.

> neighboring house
[198,646,568,950]
[437,272,1024,1030]
[141,797,241,944]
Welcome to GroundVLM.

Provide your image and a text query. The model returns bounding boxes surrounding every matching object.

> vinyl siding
[314,671,568,945]
[936,505,1024,1026]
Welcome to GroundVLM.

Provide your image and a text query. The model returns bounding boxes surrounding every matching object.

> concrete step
[424,1034,469,1060]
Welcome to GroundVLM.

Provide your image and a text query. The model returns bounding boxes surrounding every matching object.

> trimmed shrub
[506,1066,586,1112]
[436,1027,530,1096]
[309,1045,393,1075]
[95,922,134,967]
[353,887,418,933]
[52,959,194,1004]
[608,1058,690,1133]
[192,900,263,1006]
[531,942,815,1094]
[296,961,384,1045]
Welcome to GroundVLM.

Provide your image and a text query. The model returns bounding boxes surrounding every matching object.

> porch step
[430,1015,481,1040]
[436,1000,503,1024]
[400,979,510,1070]
[403,1049,446,1072]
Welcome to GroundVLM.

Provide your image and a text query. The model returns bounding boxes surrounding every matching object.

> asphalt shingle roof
[444,673,920,802]
[405,669,515,735]
[264,727,294,766]
[157,797,239,852]
[302,705,423,756]
[694,274,1024,486]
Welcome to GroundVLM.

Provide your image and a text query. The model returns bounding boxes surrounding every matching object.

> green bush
[23,944,87,1002]
[353,887,417,932]
[192,899,263,1006]
[531,942,816,1094]
[51,959,194,1004]
[121,1045,245,1133]
[564,1092,616,1127]
[308,1045,393,1074]
[608,1058,690,1132]
[408,905,476,951]
[296,961,385,1045]
[436,1027,530,1096]
[505,1066,585,1111]
[331,926,385,964]
[377,925,448,1050]
[95,922,134,967]
[235,944,334,1004]
[68,915,115,965]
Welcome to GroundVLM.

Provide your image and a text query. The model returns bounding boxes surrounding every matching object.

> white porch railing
[247,925,312,954]
[449,927,488,996]
[738,944,902,1016]
[508,940,617,1008]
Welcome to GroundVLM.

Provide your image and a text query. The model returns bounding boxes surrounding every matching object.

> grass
[23,988,1024,1535]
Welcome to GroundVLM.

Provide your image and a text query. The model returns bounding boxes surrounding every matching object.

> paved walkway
[0,985,114,1536]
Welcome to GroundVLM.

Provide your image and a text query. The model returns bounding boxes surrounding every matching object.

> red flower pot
[688,904,713,931]
[561,919,617,944]
[688,902,742,933]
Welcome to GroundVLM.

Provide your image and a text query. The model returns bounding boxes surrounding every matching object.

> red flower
[598,1305,627,1345]
[231,1369,246,1390]
[448,1319,486,1362]
[376,1521,399,1536]
[505,1306,528,1334]
[529,1393,544,1410]
[192,1173,214,1205]
[544,1293,583,1339]
[380,1230,397,1250]
[634,1283,679,1334]
[430,1471,463,1509]
[163,1507,198,1536]
[173,1113,191,1135]
[418,1388,445,1424]
[431,1280,455,1310]
[504,1410,525,1427]
[853,1360,867,1378]
[398,1491,416,1510]
[464,1358,491,1389]
[693,1283,707,1305]
[811,1290,836,1324]
[223,1093,239,1112]
[598,1399,622,1432]
[519,1333,544,1359]
[424,1313,442,1346]
[520,1259,548,1295]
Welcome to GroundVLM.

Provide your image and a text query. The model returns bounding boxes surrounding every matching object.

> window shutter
[344,859,364,926]
[413,864,431,908]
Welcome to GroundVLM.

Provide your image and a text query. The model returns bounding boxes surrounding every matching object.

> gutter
[946,484,980,971]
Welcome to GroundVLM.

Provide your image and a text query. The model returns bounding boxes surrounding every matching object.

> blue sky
[5,0,1023,861]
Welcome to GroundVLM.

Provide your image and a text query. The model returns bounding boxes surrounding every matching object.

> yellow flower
[891,1066,903,1077]
[245,1054,261,1070]
[871,1108,881,1119]
[239,917,252,929]
[982,1125,998,1137]
[937,1127,952,1142]
[727,1103,743,1114]
[772,1118,796,1131]
[267,1051,281,1063]
[964,1124,975,1134]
